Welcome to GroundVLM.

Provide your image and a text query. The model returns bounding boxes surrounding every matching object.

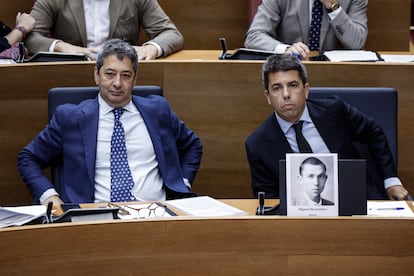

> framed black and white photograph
[286,153,338,216]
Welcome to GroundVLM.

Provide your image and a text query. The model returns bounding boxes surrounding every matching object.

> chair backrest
[308,87,398,199]
[308,87,398,164]
[47,85,163,189]
[48,85,163,120]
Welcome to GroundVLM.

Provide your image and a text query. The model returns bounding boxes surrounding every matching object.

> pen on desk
[374,207,405,210]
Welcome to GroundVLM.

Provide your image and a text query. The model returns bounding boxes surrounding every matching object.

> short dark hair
[262,54,308,90]
[96,39,138,74]
[299,157,326,176]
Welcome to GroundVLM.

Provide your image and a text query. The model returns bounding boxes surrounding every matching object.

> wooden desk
[0,53,414,205]
[0,199,413,275]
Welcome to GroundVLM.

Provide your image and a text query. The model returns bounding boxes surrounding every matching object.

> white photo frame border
[286,153,339,216]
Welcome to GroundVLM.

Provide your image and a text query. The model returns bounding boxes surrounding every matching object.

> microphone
[256,192,265,215]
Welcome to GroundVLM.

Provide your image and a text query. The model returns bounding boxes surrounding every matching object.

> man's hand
[386,185,409,200]
[133,44,158,60]
[285,42,311,60]
[43,195,64,215]
[15,12,35,33]
[319,0,337,9]
[54,41,99,60]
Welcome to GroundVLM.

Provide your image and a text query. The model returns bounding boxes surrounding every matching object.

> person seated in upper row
[25,0,184,60]
[244,0,368,60]
[0,12,35,57]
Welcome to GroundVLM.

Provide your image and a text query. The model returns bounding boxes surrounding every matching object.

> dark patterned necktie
[293,121,313,153]
[309,0,323,51]
[110,108,135,202]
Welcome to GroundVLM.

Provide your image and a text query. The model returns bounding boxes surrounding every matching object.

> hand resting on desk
[43,195,64,215]
[387,185,409,200]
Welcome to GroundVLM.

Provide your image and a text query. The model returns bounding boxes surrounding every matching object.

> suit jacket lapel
[296,0,310,41]
[307,100,340,152]
[68,1,87,46]
[78,99,99,185]
[109,0,123,38]
[320,10,330,48]
[267,114,293,157]
[131,96,165,165]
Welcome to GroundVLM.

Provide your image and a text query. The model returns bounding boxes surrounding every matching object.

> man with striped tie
[244,0,368,60]
[18,39,203,209]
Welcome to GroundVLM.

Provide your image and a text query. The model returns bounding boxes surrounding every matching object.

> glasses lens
[154,206,166,217]
[138,208,151,218]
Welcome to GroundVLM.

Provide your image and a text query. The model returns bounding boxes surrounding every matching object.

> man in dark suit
[245,54,409,200]
[18,39,202,208]
[25,0,183,60]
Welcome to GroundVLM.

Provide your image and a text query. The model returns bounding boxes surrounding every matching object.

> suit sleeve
[25,0,58,54]
[17,106,65,202]
[245,139,279,198]
[244,0,284,51]
[329,0,368,49]
[337,98,397,179]
[139,0,184,56]
[169,109,203,184]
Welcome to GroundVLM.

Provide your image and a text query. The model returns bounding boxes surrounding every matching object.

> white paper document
[0,59,16,64]
[380,54,414,63]
[0,205,46,228]
[166,196,247,217]
[323,50,380,62]
[367,201,413,217]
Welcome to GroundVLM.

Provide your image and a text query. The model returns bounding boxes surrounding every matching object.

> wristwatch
[326,2,340,13]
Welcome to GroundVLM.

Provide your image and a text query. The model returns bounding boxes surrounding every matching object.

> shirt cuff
[183,178,191,189]
[274,44,290,54]
[39,188,59,204]
[49,39,62,52]
[327,7,342,20]
[384,177,402,190]
[143,41,162,57]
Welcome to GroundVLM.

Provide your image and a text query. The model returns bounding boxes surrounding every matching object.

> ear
[93,66,99,85]
[304,83,310,99]
[133,71,138,85]
[264,90,271,105]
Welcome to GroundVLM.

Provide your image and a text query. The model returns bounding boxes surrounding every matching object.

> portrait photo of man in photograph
[292,156,334,206]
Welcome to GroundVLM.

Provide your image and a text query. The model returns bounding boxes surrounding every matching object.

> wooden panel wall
[0,0,410,51]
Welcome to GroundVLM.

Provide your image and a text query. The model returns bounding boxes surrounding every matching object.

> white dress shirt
[95,95,165,202]
[276,105,330,154]
[49,0,162,55]
[83,0,110,48]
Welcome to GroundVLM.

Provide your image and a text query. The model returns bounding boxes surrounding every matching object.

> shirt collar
[275,104,312,135]
[98,93,134,115]
[302,189,323,206]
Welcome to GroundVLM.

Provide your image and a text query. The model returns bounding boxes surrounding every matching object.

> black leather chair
[308,87,398,199]
[47,85,163,189]
[48,85,163,120]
